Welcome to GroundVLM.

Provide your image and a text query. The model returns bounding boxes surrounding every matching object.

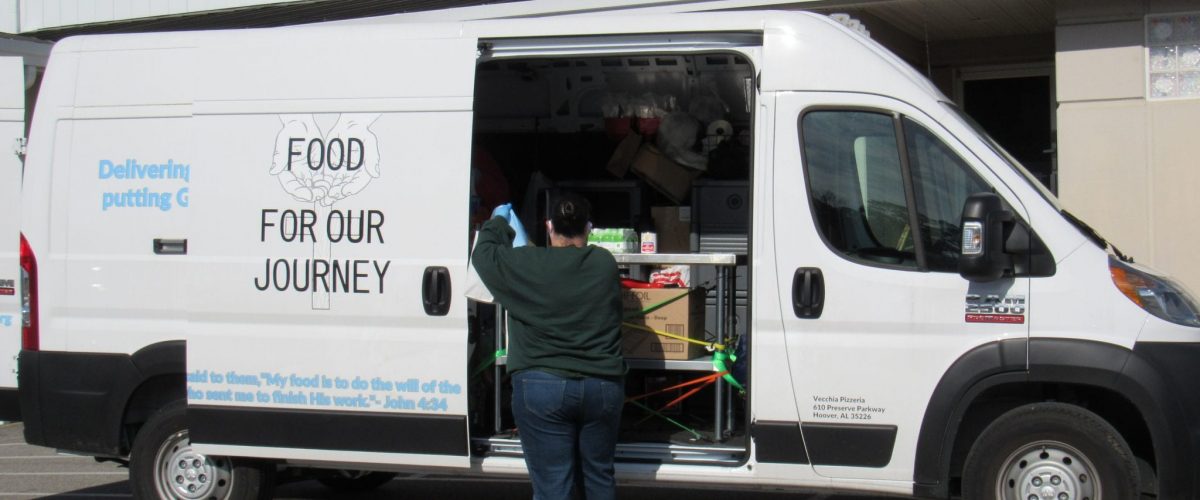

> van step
[472,437,745,465]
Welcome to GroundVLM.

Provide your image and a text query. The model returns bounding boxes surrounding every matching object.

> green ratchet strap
[622,289,694,320]
[471,349,507,378]
[712,350,745,394]
[625,399,704,441]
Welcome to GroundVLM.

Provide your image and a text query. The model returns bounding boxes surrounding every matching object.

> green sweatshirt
[472,216,625,378]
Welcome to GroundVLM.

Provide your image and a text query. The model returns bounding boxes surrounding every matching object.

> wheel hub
[154,430,232,500]
[998,441,1099,500]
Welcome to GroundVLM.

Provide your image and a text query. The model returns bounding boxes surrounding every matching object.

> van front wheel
[130,401,275,500]
[963,402,1139,500]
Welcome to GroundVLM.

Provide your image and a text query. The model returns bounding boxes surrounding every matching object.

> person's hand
[490,203,528,246]
[509,211,529,247]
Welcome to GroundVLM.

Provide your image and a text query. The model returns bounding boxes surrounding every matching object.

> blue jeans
[511,369,624,500]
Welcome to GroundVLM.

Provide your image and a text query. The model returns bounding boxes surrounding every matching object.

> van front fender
[912,338,1194,499]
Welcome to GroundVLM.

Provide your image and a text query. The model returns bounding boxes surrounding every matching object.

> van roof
[51,10,947,109]
[319,0,818,25]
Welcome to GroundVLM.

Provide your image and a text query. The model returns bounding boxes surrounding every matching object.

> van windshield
[942,102,1062,211]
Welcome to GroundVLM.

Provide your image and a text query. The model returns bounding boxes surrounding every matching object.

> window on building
[1147,12,1200,99]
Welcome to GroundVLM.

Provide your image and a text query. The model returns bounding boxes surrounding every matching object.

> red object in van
[621,278,664,289]
[605,117,632,141]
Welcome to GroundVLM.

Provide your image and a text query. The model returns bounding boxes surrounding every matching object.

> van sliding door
[187,27,478,468]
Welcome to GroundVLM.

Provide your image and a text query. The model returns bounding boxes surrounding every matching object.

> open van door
[0,57,24,421]
[187,26,478,468]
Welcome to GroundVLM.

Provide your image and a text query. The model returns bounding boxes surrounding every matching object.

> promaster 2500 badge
[965,294,1026,324]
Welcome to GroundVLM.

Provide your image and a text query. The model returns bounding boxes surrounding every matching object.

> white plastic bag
[465,233,495,303]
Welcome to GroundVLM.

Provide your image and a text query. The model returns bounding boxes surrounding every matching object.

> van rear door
[0,57,25,421]
[187,26,477,468]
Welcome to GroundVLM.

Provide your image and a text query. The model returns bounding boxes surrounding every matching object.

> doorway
[956,65,1056,193]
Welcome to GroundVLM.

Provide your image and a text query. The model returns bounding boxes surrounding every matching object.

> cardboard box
[651,206,692,254]
[605,132,642,178]
[620,287,706,360]
[630,144,699,204]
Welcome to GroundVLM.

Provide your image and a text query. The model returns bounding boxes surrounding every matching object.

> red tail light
[19,233,38,351]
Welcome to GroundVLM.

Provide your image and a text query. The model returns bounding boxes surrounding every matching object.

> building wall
[13,0,294,32]
[1057,0,1200,292]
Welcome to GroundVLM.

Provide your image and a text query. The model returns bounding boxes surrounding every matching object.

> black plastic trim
[913,338,1199,499]
[18,342,186,456]
[801,422,896,467]
[19,350,139,455]
[130,340,185,380]
[751,420,808,463]
[0,387,19,421]
[190,405,468,456]
[913,338,1025,496]
[1126,341,1200,499]
[16,352,41,445]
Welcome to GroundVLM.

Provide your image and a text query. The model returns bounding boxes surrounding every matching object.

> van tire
[130,400,275,500]
[962,402,1138,500]
[317,471,398,492]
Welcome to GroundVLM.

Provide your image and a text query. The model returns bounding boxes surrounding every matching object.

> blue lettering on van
[97,159,191,212]
[0,315,12,327]
[98,159,190,181]
[187,369,461,413]
[101,188,182,212]
[176,187,189,208]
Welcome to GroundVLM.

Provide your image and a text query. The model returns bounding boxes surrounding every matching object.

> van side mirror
[958,192,1012,282]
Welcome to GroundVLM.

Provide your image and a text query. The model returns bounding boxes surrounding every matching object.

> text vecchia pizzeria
[254,208,391,294]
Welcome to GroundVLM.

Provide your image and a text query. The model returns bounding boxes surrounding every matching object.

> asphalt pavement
[0,422,899,499]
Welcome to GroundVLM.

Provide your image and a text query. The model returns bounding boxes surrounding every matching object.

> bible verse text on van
[187,369,460,413]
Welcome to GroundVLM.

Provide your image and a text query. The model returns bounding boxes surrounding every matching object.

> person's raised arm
[471,206,520,302]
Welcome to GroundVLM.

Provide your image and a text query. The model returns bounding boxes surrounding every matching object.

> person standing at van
[471,194,626,500]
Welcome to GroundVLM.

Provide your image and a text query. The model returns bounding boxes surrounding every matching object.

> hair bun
[550,193,591,238]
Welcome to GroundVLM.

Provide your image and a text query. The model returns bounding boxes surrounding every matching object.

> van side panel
[62,46,192,355]
[186,28,477,467]
[0,57,26,421]
[18,39,194,452]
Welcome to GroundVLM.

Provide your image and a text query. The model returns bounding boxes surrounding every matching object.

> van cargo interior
[467,51,755,465]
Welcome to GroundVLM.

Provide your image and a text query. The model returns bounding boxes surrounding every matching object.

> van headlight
[1110,256,1200,327]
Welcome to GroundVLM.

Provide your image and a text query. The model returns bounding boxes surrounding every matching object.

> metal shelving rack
[493,252,739,441]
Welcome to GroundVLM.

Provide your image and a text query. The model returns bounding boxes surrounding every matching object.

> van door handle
[792,267,824,319]
[422,266,451,316]
[153,238,188,255]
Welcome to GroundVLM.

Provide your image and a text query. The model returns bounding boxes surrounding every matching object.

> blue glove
[491,203,528,247]
[508,210,528,247]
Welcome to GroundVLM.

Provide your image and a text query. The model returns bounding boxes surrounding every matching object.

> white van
[0,56,25,424]
[9,10,1200,500]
